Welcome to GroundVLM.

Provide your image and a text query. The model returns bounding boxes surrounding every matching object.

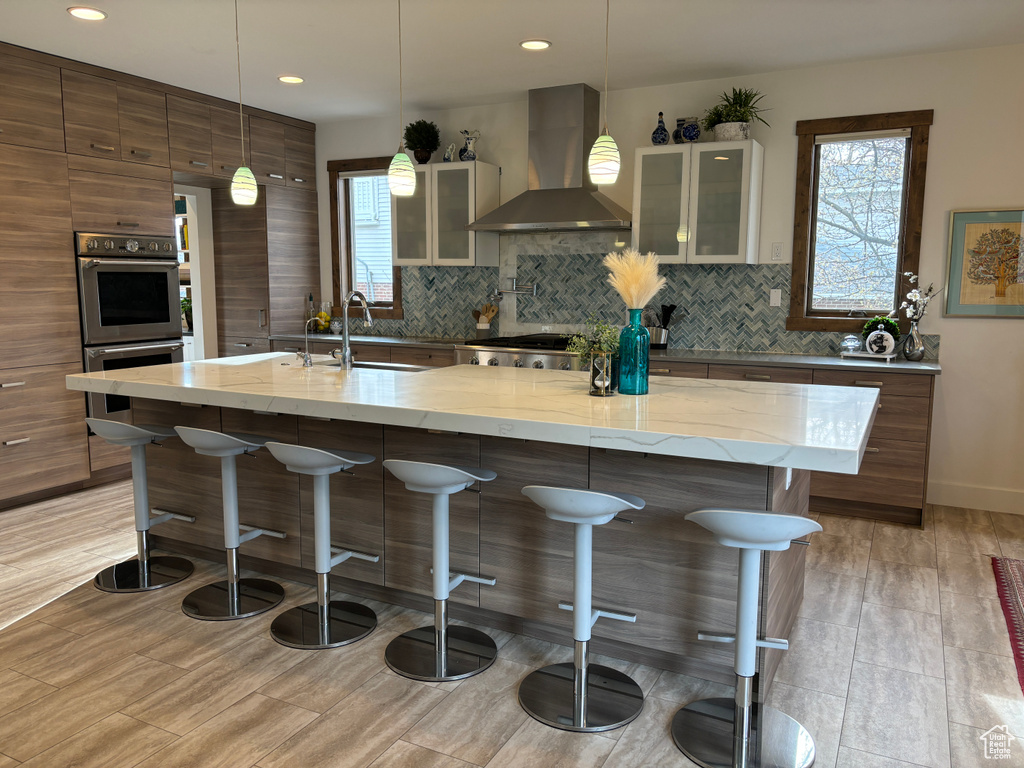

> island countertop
[67,353,878,474]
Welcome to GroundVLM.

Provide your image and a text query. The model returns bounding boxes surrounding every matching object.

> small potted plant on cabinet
[403,119,441,164]
[701,87,770,141]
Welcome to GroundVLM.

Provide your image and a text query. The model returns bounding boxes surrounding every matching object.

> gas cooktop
[464,334,569,350]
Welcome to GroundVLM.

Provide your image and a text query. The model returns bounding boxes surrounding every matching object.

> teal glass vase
[618,309,650,395]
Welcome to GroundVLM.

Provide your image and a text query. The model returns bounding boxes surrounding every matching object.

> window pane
[810,137,907,313]
[349,176,394,303]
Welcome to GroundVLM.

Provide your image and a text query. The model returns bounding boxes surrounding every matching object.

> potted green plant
[180,296,192,332]
[701,88,770,141]
[403,119,441,164]
[566,316,620,397]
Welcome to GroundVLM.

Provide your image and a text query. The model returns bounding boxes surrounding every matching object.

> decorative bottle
[618,309,650,395]
[651,113,669,145]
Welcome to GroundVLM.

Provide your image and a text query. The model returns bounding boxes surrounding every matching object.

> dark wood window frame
[787,110,933,333]
[327,156,404,319]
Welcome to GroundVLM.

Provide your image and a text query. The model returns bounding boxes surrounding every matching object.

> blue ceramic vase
[618,309,650,395]
[651,113,669,145]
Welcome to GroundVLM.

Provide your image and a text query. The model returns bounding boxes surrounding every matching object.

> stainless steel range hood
[467,84,631,232]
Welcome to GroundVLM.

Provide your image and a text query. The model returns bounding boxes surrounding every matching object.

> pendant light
[230,0,257,206]
[388,0,416,196]
[588,0,620,185]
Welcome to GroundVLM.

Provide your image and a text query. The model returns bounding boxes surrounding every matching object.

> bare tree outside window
[810,137,907,313]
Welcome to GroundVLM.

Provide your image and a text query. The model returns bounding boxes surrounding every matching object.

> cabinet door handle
[283,346,299,353]
[292,177,306,183]
[90,143,115,152]
[3,437,30,446]
[234,342,252,348]
[865,447,880,453]
[117,221,140,227]
[267,173,284,179]
[650,368,671,374]
[189,160,209,167]
[1,381,26,388]
[744,373,771,381]
[130,149,152,158]
[258,309,267,327]
[854,380,884,388]
[221,165,235,171]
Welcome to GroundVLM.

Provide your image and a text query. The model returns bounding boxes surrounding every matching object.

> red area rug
[993,556,1024,695]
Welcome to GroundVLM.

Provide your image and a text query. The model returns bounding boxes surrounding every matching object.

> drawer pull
[234,342,252,347]
[221,165,235,171]
[130,149,152,158]
[258,309,267,327]
[854,380,884,388]
[865,447,880,453]
[292,177,306,183]
[1,381,26,388]
[189,160,209,167]
[3,437,30,446]
[283,346,300,353]
[650,368,671,374]
[252,410,278,416]
[90,143,115,152]
[744,373,771,381]
[117,221,140,227]
[267,173,284,179]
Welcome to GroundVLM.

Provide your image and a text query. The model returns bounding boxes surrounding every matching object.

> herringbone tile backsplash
[347,236,939,359]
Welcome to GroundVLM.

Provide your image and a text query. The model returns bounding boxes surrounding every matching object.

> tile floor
[0,482,1022,767]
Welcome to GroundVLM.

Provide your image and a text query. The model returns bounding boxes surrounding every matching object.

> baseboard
[928,481,1024,515]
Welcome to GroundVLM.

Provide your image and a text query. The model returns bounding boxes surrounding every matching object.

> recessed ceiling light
[520,39,551,51]
[278,75,304,84]
[67,6,106,20]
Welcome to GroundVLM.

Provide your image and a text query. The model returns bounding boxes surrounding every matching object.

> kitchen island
[67,354,878,691]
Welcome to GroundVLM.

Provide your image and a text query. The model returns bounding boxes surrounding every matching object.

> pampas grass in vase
[604,248,666,395]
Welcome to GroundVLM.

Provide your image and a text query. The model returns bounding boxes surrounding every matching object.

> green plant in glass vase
[566,316,620,396]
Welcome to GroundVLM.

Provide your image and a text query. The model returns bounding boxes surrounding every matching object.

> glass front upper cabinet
[632,140,763,264]
[391,168,431,266]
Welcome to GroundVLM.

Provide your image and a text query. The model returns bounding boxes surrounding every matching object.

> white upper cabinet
[632,140,763,264]
[393,160,499,267]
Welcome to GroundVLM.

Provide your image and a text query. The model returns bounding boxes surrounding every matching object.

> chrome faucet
[331,290,373,370]
[297,316,318,367]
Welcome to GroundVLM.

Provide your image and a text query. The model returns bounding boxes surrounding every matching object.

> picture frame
[945,208,1024,317]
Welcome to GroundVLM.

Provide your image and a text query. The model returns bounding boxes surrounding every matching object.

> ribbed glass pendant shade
[388,151,416,196]
[588,133,620,185]
[230,166,258,205]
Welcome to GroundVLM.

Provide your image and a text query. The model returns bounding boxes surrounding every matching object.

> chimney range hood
[467,84,631,233]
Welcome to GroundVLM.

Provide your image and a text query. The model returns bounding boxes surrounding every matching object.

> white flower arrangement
[897,272,935,322]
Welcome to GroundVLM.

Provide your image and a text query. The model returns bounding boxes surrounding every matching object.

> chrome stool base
[518,661,644,733]
[385,624,497,682]
[181,578,285,621]
[671,698,815,768]
[94,556,193,593]
[271,601,377,650]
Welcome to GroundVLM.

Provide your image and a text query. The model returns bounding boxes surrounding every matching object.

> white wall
[314,42,1024,514]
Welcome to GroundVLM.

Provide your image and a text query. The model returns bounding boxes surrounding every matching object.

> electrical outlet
[771,242,784,261]
[769,289,782,307]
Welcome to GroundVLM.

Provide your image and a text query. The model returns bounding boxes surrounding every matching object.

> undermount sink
[318,359,430,373]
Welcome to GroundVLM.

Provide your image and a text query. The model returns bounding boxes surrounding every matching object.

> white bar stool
[382,459,498,682]
[175,426,287,621]
[672,508,822,768]
[86,418,195,592]
[518,485,646,733]
[264,442,380,649]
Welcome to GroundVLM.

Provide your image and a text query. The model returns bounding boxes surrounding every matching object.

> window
[787,110,932,332]
[328,157,403,318]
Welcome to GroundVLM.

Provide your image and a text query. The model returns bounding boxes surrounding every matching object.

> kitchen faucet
[298,315,317,367]
[331,290,373,370]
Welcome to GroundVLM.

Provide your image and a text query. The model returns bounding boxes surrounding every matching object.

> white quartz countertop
[67,353,880,474]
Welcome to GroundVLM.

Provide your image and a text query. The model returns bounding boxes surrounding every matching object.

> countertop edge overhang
[67,354,879,475]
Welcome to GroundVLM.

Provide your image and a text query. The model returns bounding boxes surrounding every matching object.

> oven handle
[87,341,184,358]
[82,259,179,269]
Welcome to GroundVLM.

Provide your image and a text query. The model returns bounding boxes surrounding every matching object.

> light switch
[770,289,782,307]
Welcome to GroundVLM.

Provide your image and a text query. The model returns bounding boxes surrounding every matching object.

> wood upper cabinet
[0,52,65,152]
[211,104,249,179]
[249,116,287,186]
[284,125,315,189]
[166,95,213,174]
[68,157,174,237]
[61,70,121,159]
[116,84,169,167]
[0,144,80,368]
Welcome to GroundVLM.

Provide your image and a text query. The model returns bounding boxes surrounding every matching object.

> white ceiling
[2,0,1023,123]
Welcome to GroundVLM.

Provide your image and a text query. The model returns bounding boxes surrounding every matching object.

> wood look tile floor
[1,482,1023,767]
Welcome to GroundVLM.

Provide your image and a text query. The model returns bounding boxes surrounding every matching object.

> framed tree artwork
[945,209,1024,317]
